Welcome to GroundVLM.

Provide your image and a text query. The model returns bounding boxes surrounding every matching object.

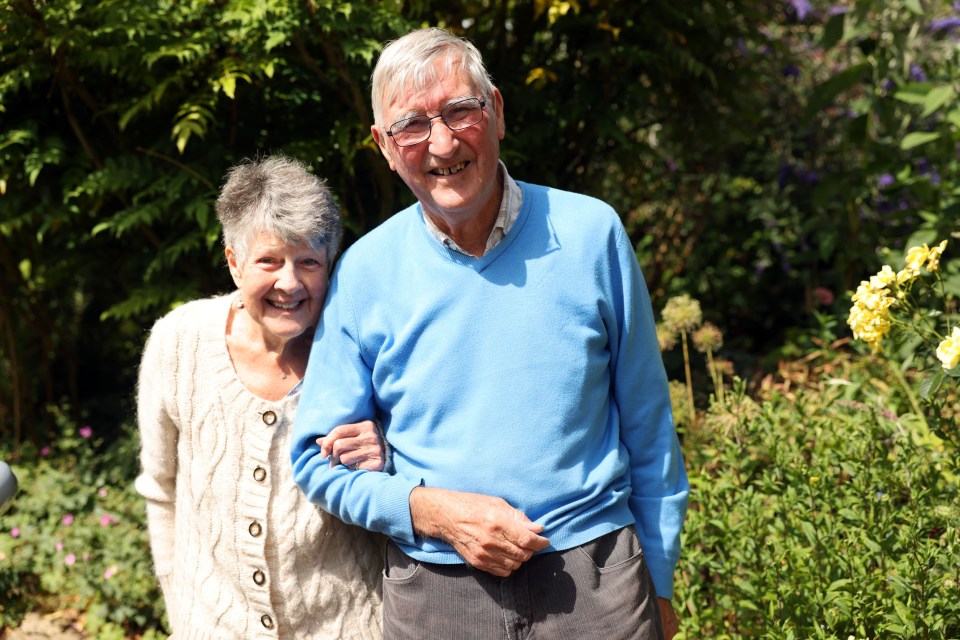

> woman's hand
[316,420,385,471]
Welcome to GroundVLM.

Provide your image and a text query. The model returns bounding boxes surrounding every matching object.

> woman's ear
[225,247,242,287]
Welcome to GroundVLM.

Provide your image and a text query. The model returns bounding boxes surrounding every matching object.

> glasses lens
[443,99,483,130]
[390,117,431,146]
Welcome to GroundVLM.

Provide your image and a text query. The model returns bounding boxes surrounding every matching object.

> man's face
[372,63,506,227]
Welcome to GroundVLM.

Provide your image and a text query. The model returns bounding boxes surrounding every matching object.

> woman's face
[227,232,329,344]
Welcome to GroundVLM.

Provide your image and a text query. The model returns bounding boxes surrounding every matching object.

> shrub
[675,362,959,638]
[0,410,166,636]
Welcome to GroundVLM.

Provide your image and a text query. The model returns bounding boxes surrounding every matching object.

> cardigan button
[253,569,266,586]
[253,466,267,482]
[249,521,262,537]
[261,614,274,629]
[262,411,277,426]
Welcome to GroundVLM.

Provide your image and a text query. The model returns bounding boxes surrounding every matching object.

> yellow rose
[936,326,960,370]
[926,239,948,271]
[905,244,930,272]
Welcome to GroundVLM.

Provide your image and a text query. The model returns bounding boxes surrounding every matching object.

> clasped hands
[315,420,549,576]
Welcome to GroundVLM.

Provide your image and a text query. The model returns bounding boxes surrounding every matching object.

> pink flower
[40,447,50,457]
[99,514,116,527]
[64,554,76,566]
[97,488,108,498]
[79,426,93,439]
[103,565,118,580]
[10,528,19,538]
[812,287,835,306]
[56,541,63,552]
[61,514,74,526]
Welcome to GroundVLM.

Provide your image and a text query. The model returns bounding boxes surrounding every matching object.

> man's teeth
[270,300,301,310]
[434,162,466,176]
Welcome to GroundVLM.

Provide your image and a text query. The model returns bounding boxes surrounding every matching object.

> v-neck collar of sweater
[416,182,531,272]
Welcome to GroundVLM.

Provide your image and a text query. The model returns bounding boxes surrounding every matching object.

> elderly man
[292,27,689,640]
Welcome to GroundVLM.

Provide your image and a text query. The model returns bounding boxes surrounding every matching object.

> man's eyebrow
[392,96,476,122]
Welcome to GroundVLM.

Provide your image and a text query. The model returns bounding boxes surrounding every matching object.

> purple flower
[10,527,19,538]
[40,447,50,457]
[877,173,894,189]
[787,0,813,21]
[930,17,960,34]
[828,5,847,15]
[79,426,92,439]
[61,514,74,527]
[910,64,927,82]
[782,64,800,79]
[881,78,895,94]
[777,162,795,190]
[64,553,76,566]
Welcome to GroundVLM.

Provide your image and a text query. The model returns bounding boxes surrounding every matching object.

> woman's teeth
[269,300,301,310]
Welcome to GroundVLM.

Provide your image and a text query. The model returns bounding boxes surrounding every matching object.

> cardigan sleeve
[133,313,180,584]
[609,222,690,600]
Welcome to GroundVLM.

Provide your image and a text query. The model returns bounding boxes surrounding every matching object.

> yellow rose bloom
[870,265,897,289]
[926,239,948,271]
[905,244,930,272]
[936,326,960,370]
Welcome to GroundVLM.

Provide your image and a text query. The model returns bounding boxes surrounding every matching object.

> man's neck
[423,169,505,257]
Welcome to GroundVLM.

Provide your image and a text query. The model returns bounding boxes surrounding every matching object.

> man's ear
[371,125,397,172]
[491,87,506,140]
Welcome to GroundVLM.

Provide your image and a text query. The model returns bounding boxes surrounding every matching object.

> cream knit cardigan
[135,294,383,639]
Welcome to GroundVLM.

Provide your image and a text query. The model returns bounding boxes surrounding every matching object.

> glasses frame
[386,97,487,147]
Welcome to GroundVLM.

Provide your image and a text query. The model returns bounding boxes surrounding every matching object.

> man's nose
[428,120,459,156]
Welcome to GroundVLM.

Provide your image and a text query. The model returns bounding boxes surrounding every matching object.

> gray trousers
[382,525,664,640]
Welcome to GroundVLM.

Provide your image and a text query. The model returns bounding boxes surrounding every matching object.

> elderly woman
[135,156,384,638]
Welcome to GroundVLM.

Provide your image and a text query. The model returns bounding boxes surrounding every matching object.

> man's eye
[397,117,429,132]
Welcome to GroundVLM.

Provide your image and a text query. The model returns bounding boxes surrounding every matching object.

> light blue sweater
[291,182,689,598]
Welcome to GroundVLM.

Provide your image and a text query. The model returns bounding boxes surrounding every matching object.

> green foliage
[676,366,960,639]
[0,410,165,633]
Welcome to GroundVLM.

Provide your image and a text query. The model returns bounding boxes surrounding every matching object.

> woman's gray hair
[215,155,341,264]
[371,27,495,129]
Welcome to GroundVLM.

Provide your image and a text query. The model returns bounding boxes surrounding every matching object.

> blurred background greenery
[1,0,958,637]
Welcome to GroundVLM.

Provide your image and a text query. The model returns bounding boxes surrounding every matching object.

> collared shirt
[423,161,523,256]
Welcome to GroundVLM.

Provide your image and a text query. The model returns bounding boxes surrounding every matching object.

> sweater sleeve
[609,223,690,600]
[291,265,422,541]
[133,314,180,583]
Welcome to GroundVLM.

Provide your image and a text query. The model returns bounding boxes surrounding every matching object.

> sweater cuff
[645,553,677,600]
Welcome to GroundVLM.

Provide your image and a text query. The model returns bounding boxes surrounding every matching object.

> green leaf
[900,131,940,150]
[921,86,953,118]
[264,31,287,52]
[904,0,923,14]
[893,88,930,106]
[820,12,845,50]
[919,371,944,399]
[947,108,960,130]
[804,63,871,121]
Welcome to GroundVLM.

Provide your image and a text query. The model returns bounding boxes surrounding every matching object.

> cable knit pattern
[135,294,383,639]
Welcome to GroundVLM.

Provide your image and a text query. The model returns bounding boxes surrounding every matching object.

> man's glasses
[386,97,487,147]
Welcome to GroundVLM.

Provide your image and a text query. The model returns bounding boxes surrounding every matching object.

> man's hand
[409,487,550,577]
[317,420,385,471]
[658,597,679,639]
